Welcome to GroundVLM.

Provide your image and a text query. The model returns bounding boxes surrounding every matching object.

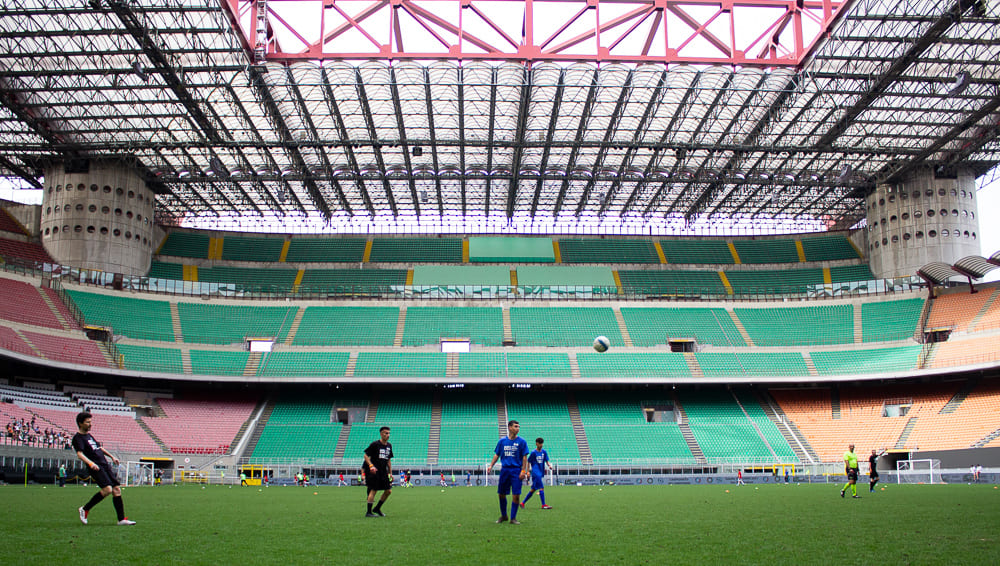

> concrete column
[40,162,156,275]
[866,169,980,279]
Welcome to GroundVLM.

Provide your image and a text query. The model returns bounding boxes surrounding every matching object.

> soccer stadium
[1,0,999,562]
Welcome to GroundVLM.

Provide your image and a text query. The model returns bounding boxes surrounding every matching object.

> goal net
[124,461,154,487]
[895,459,941,484]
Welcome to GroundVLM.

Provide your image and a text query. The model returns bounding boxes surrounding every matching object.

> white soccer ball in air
[593,336,610,352]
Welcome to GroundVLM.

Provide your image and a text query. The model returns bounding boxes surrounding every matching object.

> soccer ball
[593,336,610,352]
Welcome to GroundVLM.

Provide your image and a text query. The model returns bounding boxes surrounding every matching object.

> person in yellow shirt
[841,444,860,498]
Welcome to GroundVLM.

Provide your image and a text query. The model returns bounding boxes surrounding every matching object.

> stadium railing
[2,253,931,303]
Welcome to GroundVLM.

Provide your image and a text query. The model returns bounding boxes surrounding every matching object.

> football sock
[83,491,106,511]
[522,490,534,504]
[510,501,519,521]
[367,503,373,513]
[112,496,125,521]
[373,501,383,513]
[539,490,546,506]
[498,496,507,518]
[841,482,850,493]
[851,484,857,496]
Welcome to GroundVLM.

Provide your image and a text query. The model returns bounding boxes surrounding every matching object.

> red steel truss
[224,0,848,66]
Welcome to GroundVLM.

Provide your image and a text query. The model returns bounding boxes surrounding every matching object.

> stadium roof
[0,0,998,233]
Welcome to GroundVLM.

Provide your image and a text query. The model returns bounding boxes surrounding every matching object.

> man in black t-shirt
[363,426,393,517]
[72,412,136,526]
[869,448,887,493]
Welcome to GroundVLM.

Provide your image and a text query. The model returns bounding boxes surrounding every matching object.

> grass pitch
[3,482,998,565]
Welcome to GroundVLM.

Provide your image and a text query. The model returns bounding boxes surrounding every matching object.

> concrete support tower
[865,169,980,279]
[40,162,156,275]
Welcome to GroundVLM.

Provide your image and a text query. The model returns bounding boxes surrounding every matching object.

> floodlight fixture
[411,146,423,157]
[132,61,149,83]
[837,165,852,183]
[949,71,971,96]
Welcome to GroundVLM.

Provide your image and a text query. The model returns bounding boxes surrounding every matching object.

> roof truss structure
[0,0,997,233]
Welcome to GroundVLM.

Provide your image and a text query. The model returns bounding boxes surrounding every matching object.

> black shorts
[846,468,859,481]
[91,463,120,488]
[365,470,391,492]
[869,470,879,480]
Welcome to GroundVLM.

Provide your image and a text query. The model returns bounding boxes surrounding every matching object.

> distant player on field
[869,448,886,492]
[521,437,553,509]
[363,426,393,517]
[72,412,136,525]
[841,443,860,499]
[488,420,529,524]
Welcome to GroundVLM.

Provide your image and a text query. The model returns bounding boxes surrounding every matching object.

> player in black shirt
[869,448,887,493]
[72,412,135,525]
[363,426,393,517]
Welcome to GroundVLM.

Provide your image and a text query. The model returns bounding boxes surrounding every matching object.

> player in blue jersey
[488,420,529,524]
[521,437,553,509]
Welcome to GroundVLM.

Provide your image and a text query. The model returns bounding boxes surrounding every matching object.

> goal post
[896,458,941,484]
[125,461,154,487]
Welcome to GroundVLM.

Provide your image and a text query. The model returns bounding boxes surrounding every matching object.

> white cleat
[117,518,137,526]
[78,507,88,525]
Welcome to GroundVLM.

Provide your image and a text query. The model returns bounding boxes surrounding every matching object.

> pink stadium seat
[0,277,65,329]
[0,325,35,357]
[25,406,161,453]
[20,330,109,367]
[0,236,53,264]
[143,395,258,454]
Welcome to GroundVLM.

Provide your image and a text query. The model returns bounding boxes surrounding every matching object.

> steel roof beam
[485,71,497,218]
[507,70,532,219]
[354,69,396,217]
[423,68,444,216]
[248,66,328,217]
[814,0,978,150]
[642,71,702,217]
[388,66,419,215]
[532,70,565,218]
[611,70,666,218]
[286,67,350,215]
[322,68,371,216]
[553,70,599,216]
[457,69,466,215]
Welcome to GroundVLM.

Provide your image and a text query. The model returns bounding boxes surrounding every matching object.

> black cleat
[510,519,521,525]
[366,512,378,518]
[374,510,385,517]
[495,516,508,523]
[852,495,861,499]
[840,490,845,498]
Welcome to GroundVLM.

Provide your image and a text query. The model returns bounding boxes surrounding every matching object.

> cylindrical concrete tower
[40,162,156,275]
[866,169,980,279]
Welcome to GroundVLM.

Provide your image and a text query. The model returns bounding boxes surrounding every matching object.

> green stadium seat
[621,307,746,347]
[66,290,174,342]
[220,236,285,262]
[195,266,298,292]
[189,350,249,376]
[256,352,350,377]
[732,239,800,264]
[694,352,810,377]
[800,235,860,261]
[148,261,184,280]
[617,270,727,296]
[292,306,399,346]
[658,239,733,264]
[724,268,825,295]
[353,353,447,378]
[810,346,922,375]
[298,269,407,295]
[861,298,924,342]
[157,231,210,258]
[369,238,463,263]
[285,238,367,263]
[177,303,298,344]
[577,352,691,378]
[401,307,504,346]
[115,343,184,374]
[510,307,622,347]
[735,305,853,346]
[558,239,660,264]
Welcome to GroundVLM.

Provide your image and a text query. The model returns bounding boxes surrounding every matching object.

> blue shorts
[497,468,523,496]
[531,472,544,491]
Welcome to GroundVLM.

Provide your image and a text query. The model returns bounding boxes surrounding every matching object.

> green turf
[3,483,998,565]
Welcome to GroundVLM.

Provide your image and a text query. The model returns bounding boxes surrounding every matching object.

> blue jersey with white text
[529,449,549,476]
[494,436,529,469]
